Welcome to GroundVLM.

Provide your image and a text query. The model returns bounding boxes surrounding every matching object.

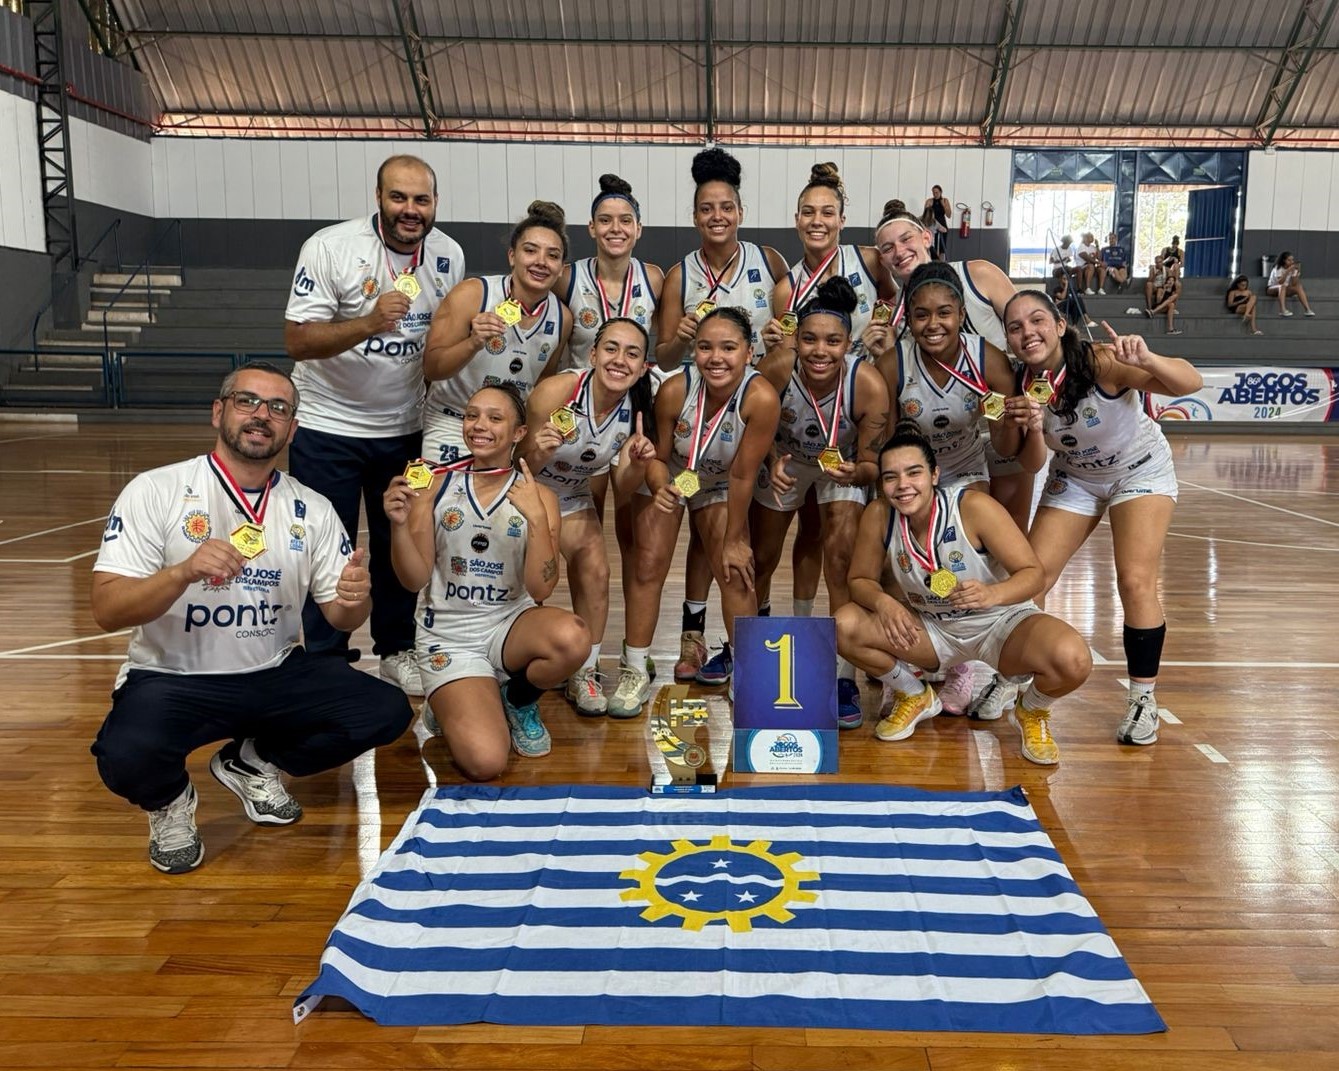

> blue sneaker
[696,641,733,685]
[501,688,551,758]
[837,677,863,729]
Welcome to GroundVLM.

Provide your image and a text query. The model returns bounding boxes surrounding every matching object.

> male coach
[284,154,464,694]
[90,363,413,873]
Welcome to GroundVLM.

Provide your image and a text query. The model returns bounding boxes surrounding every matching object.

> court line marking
[1166,530,1339,553]
[1180,480,1339,529]
[0,433,77,445]
[0,630,129,657]
[0,517,104,546]
[0,654,123,661]
[1089,647,1111,665]
[1195,743,1230,764]
[0,549,99,564]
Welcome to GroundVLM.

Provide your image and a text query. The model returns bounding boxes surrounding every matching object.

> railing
[100,219,184,360]
[28,217,124,368]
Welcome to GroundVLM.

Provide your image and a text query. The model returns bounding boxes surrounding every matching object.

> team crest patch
[902,399,923,418]
[451,555,468,576]
[485,336,507,355]
[578,308,600,329]
[361,277,380,299]
[1046,475,1067,496]
[442,507,465,531]
[436,256,451,274]
[781,407,797,425]
[289,523,305,550]
[611,433,628,451]
[507,515,524,537]
[896,551,912,573]
[633,304,646,319]
[674,419,690,438]
[182,510,211,543]
[429,650,451,670]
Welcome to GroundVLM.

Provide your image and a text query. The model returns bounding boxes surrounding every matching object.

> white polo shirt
[285,214,465,437]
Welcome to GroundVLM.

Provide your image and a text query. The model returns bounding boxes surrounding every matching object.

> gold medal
[673,469,701,498]
[694,300,716,320]
[1027,379,1055,405]
[981,391,1007,421]
[394,271,421,300]
[229,522,266,560]
[871,301,894,326]
[550,405,578,441]
[403,459,435,491]
[928,567,958,598]
[495,299,523,326]
[818,447,844,473]
[778,311,798,336]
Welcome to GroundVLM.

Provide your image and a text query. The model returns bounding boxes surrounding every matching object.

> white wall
[1244,150,1339,231]
[150,138,1014,230]
[0,91,43,251]
[70,116,153,217]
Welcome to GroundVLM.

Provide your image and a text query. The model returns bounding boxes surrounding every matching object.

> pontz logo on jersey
[362,335,422,359]
[1219,371,1321,407]
[506,515,523,537]
[450,555,468,576]
[184,599,284,636]
[442,507,464,531]
[442,579,511,603]
[578,308,599,329]
[181,510,211,543]
[361,277,380,299]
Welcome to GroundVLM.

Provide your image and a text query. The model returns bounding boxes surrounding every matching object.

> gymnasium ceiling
[88,0,1339,146]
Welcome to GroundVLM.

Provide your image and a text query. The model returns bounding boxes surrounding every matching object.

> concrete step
[49,325,140,340]
[166,290,289,310]
[89,287,172,308]
[8,368,105,386]
[93,271,183,288]
[26,342,117,357]
[88,309,156,325]
[132,327,284,348]
[149,307,281,329]
[185,268,293,290]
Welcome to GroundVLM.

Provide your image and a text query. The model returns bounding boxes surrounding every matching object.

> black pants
[288,424,420,658]
[91,648,413,811]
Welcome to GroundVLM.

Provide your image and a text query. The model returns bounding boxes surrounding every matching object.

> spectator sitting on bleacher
[1160,236,1183,267]
[1049,235,1075,272]
[1225,275,1262,335]
[1267,251,1315,317]
[1076,232,1102,294]
[1143,257,1181,335]
[1100,232,1128,293]
[1048,267,1096,329]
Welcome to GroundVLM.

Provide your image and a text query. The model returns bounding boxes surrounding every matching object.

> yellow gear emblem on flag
[618,834,818,932]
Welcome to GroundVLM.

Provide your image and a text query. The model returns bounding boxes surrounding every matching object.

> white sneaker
[1280,310,1294,317]
[210,741,303,825]
[967,673,1013,722]
[380,650,424,696]
[1305,310,1316,317]
[1084,288,1095,295]
[566,664,608,716]
[147,783,204,874]
[1098,288,1107,295]
[1117,692,1159,746]
[608,663,650,719]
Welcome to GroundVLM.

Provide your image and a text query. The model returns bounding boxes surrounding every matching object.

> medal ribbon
[503,277,548,318]
[797,365,845,451]
[208,452,276,527]
[440,456,514,477]
[373,215,423,289]
[899,490,945,575]
[696,244,742,302]
[595,261,635,321]
[935,338,990,397]
[787,246,841,312]
[684,378,733,472]
[1022,363,1068,406]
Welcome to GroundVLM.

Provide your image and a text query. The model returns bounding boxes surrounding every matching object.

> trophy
[647,685,721,794]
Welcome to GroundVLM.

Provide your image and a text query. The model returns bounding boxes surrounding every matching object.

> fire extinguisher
[982,201,995,227]
[957,203,971,238]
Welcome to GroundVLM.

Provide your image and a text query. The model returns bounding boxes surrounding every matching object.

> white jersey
[422,467,534,635]
[784,245,879,359]
[774,355,861,464]
[426,275,565,421]
[94,455,351,690]
[679,242,777,361]
[948,260,1007,351]
[534,371,634,500]
[668,366,759,497]
[1041,378,1173,478]
[285,215,465,438]
[562,258,657,370]
[896,334,990,483]
[886,487,1009,619]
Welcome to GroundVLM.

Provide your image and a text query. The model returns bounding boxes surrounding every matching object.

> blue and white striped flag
[295,784,1163,1034]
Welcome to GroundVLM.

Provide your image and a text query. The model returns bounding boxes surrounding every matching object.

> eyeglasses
[222,391,296,420]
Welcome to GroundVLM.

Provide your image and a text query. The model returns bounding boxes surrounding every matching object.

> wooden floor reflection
[1,421,1337,1069]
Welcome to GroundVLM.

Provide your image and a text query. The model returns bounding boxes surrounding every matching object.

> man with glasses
[89,363,413,874]
[285,154,465,695]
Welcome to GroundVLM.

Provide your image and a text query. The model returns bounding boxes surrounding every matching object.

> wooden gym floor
[1,420,1337,1070]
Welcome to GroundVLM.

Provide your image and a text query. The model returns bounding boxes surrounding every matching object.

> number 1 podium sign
[732,616,838,774]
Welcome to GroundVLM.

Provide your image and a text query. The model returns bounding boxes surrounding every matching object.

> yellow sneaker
[1012,701,1060,765]
[874,685,942,742]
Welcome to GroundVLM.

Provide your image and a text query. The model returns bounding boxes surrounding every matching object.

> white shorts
[1040,449,1178,517]
[753,459,866,512]
[422,412,467,466]
[556,489,597,517]
[416,602,533,695]
[919,602,1041,671]
[983,426,1025,477]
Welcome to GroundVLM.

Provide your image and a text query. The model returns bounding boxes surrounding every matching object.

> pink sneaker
[939,663,974,715]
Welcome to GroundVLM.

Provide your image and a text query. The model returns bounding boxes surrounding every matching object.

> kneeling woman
[753,276,889,727]
[1004,293,1203,747]
[615,306,780,716]
[835,429,1092,766]
[385,384,590,778]
[519,318,657,715]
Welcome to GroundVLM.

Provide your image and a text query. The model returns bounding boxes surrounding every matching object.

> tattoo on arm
[542,558,557,583]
